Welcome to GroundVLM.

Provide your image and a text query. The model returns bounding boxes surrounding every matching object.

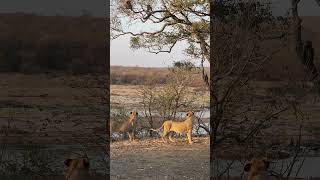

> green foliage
[130,36,141,49]
[172,60,196,71]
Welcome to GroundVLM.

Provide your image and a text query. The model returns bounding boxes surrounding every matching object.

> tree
[291,0,320,92]
[139,77,157,136]
[139,61,204,136]
[111,0,210,86]
[209,1,294,179]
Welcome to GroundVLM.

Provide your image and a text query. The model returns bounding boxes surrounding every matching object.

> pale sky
[110,35,210,67]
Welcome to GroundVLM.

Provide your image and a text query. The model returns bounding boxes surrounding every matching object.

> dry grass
[110,84,209,109]
[0,73,106,144]
[0,73,107,175]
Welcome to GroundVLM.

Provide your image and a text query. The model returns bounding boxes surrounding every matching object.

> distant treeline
[111,67,167,85]
[111,66,209,87]
[0,13,107,74]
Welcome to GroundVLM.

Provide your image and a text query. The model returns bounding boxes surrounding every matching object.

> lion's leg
[128,132,133,141]
[131,131,135,141]
[168,132,175,143]
[162,130,168,143]
[187,130,193,144]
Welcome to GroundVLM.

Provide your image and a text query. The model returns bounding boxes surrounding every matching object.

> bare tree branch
[291,0,320,92]
[112,22,175,39]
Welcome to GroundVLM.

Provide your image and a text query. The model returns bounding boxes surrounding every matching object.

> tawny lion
[118,111,138,141]
[244,157,273,180]
[64,155,90,180]
[151,111,194,144]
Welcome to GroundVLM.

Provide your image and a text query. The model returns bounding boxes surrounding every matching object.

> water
[112,121,210,140]
[176,110,210,119]
[0,144,108,175]
[111,110,210,139]
[215,157,320,177]
[193,122,210,135]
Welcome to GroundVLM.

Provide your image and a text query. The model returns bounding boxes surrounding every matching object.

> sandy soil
[111,85,210,109]
[110,137,210,180]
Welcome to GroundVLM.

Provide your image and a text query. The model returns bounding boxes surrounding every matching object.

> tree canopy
[111,0,209,62]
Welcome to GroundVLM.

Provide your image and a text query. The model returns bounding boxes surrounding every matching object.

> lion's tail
[150,124,164,132]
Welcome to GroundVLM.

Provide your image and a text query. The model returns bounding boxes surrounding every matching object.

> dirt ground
[110,137,210,180]
[0,73,107,175]
[0,73,106,145]
[110,85,210,109]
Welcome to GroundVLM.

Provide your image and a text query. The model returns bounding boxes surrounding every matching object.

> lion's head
[186,111,194,118]
[244,157,270,175]
[64,157,90,180]
[128,111,138,123]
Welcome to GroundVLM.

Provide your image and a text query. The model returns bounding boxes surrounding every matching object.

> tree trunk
[292,0,320,91]
[210,1,215,179]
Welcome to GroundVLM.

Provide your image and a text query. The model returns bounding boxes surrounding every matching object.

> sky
[110,35,209,67]
[0,0,318,67]
[111,0,320,67]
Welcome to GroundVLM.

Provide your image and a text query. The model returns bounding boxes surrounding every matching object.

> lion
[118,111,138,141]
[151,111,194,144]
[64,155,90,180]
[244,157,273,180]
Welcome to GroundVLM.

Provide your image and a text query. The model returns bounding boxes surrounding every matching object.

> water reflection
[215,156,320,177]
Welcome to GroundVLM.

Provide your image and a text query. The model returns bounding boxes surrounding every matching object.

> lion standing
[151,111,194,144]
[118,111,138,141]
